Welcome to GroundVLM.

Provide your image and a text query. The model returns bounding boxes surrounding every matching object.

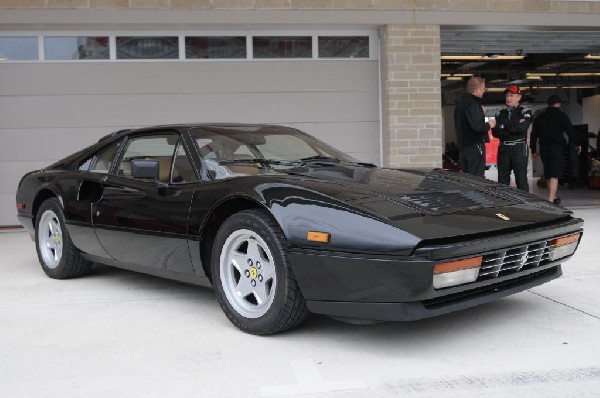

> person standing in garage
[530,95,581,204]
[492,85,533,192]
[454,76,496,177]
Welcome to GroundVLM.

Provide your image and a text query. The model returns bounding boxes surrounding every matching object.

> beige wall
[381,24,442,169]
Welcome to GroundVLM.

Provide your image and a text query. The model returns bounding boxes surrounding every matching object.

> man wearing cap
[454,76,496,177]
[492,85,533,192]
[530,95,581,204]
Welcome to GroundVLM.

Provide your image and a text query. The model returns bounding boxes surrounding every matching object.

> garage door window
[116,36,179,59]
[319,36,369,58]
[185,36,246,59]
[45,37,109,60]
[253,36,312,59]
[0,37,38,60]
[1,31,376,62]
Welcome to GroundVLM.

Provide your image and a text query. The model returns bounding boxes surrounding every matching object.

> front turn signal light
[549,233,581,261]
[307,231,330,243]
[433,256,482,289]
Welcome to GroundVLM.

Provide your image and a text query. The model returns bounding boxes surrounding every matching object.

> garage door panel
[0,161,51,196]
[0,61,379,96]
[0,128,111,162]
[288,121,380,163]
[0,92,378,129]
[0,51,379,225]
[0,194,20,226]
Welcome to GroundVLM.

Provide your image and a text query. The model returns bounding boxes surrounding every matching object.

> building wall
[1,0,600,226]
[1,1,600,12]
[381,24,442,169]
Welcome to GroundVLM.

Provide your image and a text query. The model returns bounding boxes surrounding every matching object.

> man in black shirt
[492,85,532,192]
[454,77,496,177]
[530,95,581,204]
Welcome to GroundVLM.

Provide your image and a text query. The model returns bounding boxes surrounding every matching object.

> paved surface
[1,208,599,398]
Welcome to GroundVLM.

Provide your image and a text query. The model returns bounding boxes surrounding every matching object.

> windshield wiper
[297,155,340,164]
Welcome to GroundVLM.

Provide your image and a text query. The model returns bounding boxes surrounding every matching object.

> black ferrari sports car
[16,124,583,334]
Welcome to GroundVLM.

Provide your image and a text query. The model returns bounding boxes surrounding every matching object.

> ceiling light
[441,55,526,60]
[486,87,530,92]
[584,54,600,60]
[558,72,600,77]
[532,85,599,89]
[446,76,463,80]
[453,73,474,77]
[526,72,557,77]
[526,75,543,80]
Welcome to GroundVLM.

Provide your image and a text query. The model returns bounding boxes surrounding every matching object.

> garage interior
[440,26,600,194]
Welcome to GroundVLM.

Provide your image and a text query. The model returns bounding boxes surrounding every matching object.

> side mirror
[131,159,160,180]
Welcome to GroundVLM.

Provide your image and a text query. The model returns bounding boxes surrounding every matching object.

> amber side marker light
[549,233,581,261]
[433,256,482,289]
[307,231,330,243]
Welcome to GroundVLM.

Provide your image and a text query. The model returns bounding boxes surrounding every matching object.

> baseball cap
[547,94,562,106]
[504,85,521,95]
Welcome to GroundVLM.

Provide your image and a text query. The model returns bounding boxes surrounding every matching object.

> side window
[172,142,198,184]
[115,134,177,182]
[78,140,121,174]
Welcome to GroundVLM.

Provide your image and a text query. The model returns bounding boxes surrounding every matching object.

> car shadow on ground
[85,262,541,349]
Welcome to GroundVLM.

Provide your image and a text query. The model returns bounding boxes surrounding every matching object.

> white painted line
[261,359,368,397]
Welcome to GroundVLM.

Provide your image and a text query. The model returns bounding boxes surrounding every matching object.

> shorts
[540,145,565,179]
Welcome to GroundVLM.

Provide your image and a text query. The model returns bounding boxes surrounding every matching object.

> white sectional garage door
[0,50,379,225]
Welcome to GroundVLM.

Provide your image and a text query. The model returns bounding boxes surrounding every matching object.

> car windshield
[190,125,358,176]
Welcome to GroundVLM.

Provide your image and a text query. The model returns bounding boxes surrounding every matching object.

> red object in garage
[485,130,499,165]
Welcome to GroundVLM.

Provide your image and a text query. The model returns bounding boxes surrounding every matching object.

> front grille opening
[478,241,552,282]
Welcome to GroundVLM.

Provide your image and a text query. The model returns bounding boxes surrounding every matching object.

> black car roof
[99,123,297,142]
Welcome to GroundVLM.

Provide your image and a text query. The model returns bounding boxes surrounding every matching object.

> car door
[66,138,124,259]
[93,131,199,274]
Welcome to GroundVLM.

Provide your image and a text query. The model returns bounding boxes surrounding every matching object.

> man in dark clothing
[454,76,496,177]
[492,85,533,192]
[530,95,581,204]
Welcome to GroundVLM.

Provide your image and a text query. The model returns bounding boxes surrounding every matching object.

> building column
[380,24,442,169]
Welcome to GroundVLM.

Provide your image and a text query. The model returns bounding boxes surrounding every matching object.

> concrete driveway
[1,208,599,397]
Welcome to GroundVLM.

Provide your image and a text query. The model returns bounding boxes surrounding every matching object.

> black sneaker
[553,197,561,205]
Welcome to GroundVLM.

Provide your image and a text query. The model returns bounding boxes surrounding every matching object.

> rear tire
[211,209,308,335]
[35,198,92,279]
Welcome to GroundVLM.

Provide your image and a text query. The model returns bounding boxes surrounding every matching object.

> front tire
[211,209,308,335]
[35,198,92,279]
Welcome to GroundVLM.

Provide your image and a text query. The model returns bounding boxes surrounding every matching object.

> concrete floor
[1,207,599,397]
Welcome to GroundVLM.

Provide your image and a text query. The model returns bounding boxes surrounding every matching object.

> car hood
[273,163,572,241]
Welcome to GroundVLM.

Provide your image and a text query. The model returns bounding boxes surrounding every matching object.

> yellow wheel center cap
[55,235,61,244]
[249,267,258,279]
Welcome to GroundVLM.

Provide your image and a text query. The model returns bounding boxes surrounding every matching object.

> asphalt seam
[527,290,600,320]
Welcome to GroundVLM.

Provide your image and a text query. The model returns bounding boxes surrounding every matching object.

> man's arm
[492,109,510,140]
[466,102,494,135]
[507,108,533,136]
[529,117,539,156]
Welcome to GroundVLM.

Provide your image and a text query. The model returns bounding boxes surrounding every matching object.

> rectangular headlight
[549,233,581,261]
[433,256,482,289]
